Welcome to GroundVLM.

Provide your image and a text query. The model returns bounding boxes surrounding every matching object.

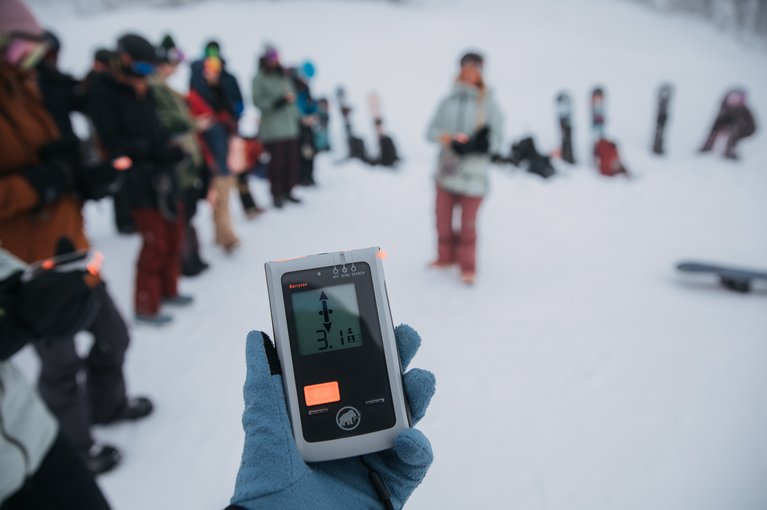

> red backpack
[594,139,628,177]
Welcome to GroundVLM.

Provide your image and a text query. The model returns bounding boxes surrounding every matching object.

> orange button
[304,381,341,407]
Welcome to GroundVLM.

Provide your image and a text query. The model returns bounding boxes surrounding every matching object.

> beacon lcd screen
[290,283,364,356]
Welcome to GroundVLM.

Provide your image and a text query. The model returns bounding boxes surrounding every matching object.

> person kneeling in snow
[699,88,757,161]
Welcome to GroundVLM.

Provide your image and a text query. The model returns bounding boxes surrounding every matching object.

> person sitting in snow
[699,88,757,161]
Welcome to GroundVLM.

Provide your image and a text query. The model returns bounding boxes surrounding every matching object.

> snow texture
[15,0,767,508]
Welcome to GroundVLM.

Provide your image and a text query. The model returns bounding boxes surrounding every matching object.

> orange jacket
[0,61,88,263]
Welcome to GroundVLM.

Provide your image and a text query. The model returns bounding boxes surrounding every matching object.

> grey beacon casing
[265,247,410,462]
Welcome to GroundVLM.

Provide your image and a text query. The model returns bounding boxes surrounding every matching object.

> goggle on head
[0,32,51,71]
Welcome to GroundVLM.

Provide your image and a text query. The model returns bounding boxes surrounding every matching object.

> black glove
[38,137,80,163]
[23,160,76,207]
[75,161,121,201]
[272,96,289,109]
[18,269,99,339]
[149,145,186,166]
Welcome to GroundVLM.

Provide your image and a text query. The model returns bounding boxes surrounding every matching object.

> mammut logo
[335,406,361,431]
[289,283,308,289]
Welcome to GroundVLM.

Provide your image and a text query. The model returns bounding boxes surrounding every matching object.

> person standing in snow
[291,60,319,186]
[88,33,194,325]
[426,51,504,285]
[0,1,153,475]
[0,249,112,509]
[252,45,302,208]
[699,88,757,161]
[187,55,243,253]
[190,40,263,218]
[150,34,211,275]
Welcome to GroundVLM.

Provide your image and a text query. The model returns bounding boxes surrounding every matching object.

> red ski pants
[435,186,483,274]
[132,208,184,315]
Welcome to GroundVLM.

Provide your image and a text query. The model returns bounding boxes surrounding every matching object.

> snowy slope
[15,0,767,509]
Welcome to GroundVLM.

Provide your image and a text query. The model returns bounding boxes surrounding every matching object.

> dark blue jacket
[190,59,245,121]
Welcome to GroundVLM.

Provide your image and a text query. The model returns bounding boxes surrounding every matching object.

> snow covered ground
[15,0,767,508]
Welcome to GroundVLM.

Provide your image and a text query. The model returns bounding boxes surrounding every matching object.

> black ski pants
[33,281,130,451]
[265,138,300,200]
[112,185,134,233]
[182,186,204,270]
[236,173,259,213]
[1,433,111,510]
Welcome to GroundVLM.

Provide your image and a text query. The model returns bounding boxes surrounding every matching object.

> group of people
[25,28,328,326]
[0,0,337,507]
[0,0,758,505]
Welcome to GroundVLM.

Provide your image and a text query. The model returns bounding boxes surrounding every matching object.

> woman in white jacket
[426,52,504,285]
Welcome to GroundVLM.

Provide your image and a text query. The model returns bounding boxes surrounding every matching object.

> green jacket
[251,68,300,142]
[148,75,203,188]
[426,84,504,197]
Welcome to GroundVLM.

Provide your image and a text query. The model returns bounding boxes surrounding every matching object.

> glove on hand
[75,162,121,201]
[150,145,186,166]
[23,160,75,207]
[18,269,99,338]
[230,324,436,510]
[272,96,289,109]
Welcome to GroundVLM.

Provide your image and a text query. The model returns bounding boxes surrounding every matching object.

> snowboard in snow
[556,92,575,164]
[676,261,767,293]
[590,86,606,143]
[368,92,400,168]
[652,83,673,155]
[314,97,331,153]
[335,86,369,163]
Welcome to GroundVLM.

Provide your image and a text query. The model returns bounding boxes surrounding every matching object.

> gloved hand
[230,324,436,510]
[23,159,76,206]
[18,268,100,339]
[75,161,121,201]
[272,96,289,109]
[150,145,186,166]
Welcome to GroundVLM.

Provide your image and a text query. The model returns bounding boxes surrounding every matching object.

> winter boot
[84,444,121,475]
[94,396,154,426]
[135,312,173,326]
[163,294,194,306]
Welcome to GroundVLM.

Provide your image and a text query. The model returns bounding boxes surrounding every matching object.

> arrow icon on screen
[319,291,332,332]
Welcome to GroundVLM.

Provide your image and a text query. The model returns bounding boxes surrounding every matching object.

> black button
[365,398,385,406]
[308,408,329,416]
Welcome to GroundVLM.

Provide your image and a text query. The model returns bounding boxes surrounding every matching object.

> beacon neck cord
[360,456,395,510]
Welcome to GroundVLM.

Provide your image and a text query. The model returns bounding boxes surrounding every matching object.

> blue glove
[229,324,436,510]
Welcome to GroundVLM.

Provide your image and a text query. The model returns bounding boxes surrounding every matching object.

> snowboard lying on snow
[676,261,767,293]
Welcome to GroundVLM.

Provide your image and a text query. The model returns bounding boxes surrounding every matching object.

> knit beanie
[116,33,158,63]
[157,34,183,64]
[0,0,43,37]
